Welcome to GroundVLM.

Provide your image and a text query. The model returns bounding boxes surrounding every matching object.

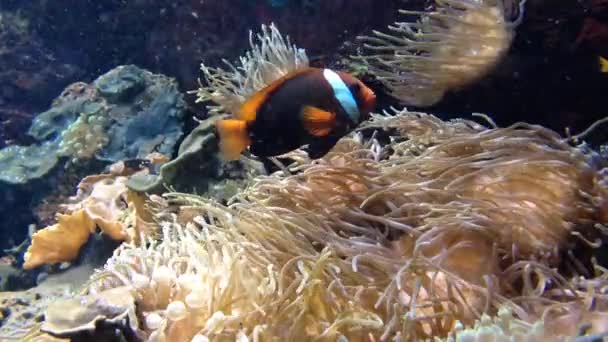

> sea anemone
[49,108,608,341]
[191,23,309,117]
[355,0,525,107]
[21,19,608,342]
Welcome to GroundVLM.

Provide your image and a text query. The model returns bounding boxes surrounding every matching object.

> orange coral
[23,169,153,270]
[63,174,130,241]
[23,209,94,269]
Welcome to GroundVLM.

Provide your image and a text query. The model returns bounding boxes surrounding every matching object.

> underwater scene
[1,0,608,341]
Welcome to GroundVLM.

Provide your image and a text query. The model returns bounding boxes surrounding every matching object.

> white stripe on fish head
[322,69,360,124]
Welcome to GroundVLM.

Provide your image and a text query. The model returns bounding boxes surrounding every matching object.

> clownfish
[215,67,377,161]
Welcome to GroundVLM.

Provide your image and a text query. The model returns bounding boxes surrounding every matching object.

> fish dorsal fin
[301,106,336,137]
[237,67,316,122]
[215,119,251,161]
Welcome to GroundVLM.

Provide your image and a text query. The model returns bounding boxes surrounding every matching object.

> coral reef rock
[126,115,266,200]
[41,286,138,341]
[0,9,83,149]
[95,65,186,162]
[0,64,186,254]
[0,283,72,341]
[27,64,186,170]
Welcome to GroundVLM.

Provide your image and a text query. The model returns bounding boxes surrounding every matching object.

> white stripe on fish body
[322,68,360,124]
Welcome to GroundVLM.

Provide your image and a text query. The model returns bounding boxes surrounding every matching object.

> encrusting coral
[41,107,606,342]
[355,0,524,107]
[22,209,97,271]
[56,109,110,162]
[0,283,73,341]
[40,285,138,338]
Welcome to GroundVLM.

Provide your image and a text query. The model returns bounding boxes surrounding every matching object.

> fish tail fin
[215,119,251,160]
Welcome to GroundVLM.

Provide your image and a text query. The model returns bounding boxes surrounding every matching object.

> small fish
[600,56,608,73]
[215,67,377,160]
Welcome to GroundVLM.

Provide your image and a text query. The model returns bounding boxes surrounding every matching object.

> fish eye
[349,83,361,93]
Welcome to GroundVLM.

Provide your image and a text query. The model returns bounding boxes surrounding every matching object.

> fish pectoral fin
[301,106,336,137]
[215,119,251,161]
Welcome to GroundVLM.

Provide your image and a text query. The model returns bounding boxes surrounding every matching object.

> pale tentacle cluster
[72,108,608,341]
[191,23,309,117]
[355,0,519,107]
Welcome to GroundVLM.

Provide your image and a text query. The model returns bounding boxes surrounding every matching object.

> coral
[0,64,187,185]
[40,286,138,338]
[96,65,187,162]
[0,283,72,341]
[28,82,106,143]
[355,0,518,107]
[23,169,152,270]
[0,142,59,184]
[56,110,110,162]
[0,65,186,255]
[26,81,111,164]
[23,209,96,270]
[126,115,266,199]
[61,175,131,241]
[192,23,309,117]
[93,65,147,102]
[50,108,608,341]
[439,306,548,341]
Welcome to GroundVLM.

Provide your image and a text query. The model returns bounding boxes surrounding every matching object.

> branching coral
[354,0,522,107]
[54,108,608,341]
[191,23,309,116]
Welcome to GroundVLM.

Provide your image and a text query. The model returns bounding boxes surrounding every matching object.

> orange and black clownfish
[215,67,377,161]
